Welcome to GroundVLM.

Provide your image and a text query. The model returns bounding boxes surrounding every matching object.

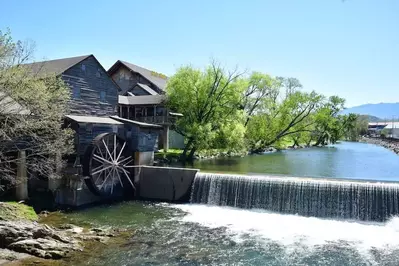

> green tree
[276,77,303,97]
[166,61,245,160]
[246,90,323,151]
[0,29,73,192]
[313,96,346,145]
[241,72,279,126]
[341,113,367,141]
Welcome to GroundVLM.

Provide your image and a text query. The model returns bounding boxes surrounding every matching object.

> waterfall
[190,173,399,222]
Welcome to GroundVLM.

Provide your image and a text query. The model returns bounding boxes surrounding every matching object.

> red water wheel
[82,132,136,197]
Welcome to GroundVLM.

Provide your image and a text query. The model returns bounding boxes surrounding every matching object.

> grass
[0,201,38,221]
[155,149,183,161]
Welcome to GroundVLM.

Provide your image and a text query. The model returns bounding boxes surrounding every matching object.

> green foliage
[0,30,73,190]
[246,88,324,150]
[154,149,183,162]
[166,61,245,159]
[341,113,368,141]
[381,128,390,138]
[167,61,350,160]
[311,96,346,145]
[212,121,246,150]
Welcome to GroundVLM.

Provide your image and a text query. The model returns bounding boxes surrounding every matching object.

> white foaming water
[172,204,399,253]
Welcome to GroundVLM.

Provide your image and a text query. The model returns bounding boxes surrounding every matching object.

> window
[96,69,101,78]
[156,106,165,116]
[100,91,106,102]
[73,87,80,99]
[135,107,144,117]
[147,106,155,116]
[81,64,86,71]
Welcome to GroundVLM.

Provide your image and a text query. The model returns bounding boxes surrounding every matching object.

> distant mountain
[360,115,382,122]
[342,103,399,120]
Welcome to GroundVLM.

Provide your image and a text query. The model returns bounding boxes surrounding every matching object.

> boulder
[0,220,81,260]
[8,238,72,259]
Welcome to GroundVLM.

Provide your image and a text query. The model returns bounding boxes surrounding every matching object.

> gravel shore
[360,137,399,155]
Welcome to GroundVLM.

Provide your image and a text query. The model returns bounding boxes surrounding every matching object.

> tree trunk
[314,135,324,146]
[306,137,312,147]
[292,138,300,147]
[180,138,194,162]
[188,147,197,161]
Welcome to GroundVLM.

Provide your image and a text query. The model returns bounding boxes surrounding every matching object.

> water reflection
[187,142,399,181]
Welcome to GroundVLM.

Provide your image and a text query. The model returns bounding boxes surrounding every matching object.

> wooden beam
[15,150,28,200]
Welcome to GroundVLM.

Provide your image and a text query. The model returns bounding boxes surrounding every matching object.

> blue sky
[1,0,398,107]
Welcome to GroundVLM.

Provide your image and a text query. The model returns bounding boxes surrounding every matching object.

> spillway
[190,173,399,221]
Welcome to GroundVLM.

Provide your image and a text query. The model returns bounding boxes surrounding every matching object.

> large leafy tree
[167,61,350,157]
[166,61,245,160]
[342,113,368,141]
[241,72,279,126]
[246,90,323,151]
[0,29,73,192]
[312,96,346,145]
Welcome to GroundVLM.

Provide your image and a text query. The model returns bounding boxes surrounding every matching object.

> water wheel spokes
[83,132,135,197]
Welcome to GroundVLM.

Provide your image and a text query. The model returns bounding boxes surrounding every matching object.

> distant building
[368,122,399,139]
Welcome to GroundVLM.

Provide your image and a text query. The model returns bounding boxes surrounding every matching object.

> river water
[65,142,399,265]
[191,141,399,181]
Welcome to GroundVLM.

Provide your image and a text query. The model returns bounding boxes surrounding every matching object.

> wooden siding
[121,124,159,152]
[74,122,159,156]
[111,65,160,94]
[75,123,121,156]
[62,56,119,116]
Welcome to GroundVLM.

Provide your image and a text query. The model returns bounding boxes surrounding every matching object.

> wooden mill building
[108,60,184,151]
[25,55,183,158]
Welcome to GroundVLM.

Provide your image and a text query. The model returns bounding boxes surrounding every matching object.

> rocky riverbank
[360,137,399,155]
[0,202,121,265]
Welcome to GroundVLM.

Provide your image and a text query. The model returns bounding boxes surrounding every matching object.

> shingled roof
[108,60,168,92]
[23,55,91,76]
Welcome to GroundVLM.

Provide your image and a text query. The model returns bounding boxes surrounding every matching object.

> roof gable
[23,55,91,76]
[23,55,122,93]
[135,83,158,95]
[108,60,168,92]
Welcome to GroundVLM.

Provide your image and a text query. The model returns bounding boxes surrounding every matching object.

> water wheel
[82,132,136,197]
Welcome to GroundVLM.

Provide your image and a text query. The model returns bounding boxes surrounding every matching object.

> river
[61,141,399,265]
[190,141,399,181]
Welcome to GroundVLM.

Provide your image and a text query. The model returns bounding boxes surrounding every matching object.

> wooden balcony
[118,104,179,125]
[134,116,177,125]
